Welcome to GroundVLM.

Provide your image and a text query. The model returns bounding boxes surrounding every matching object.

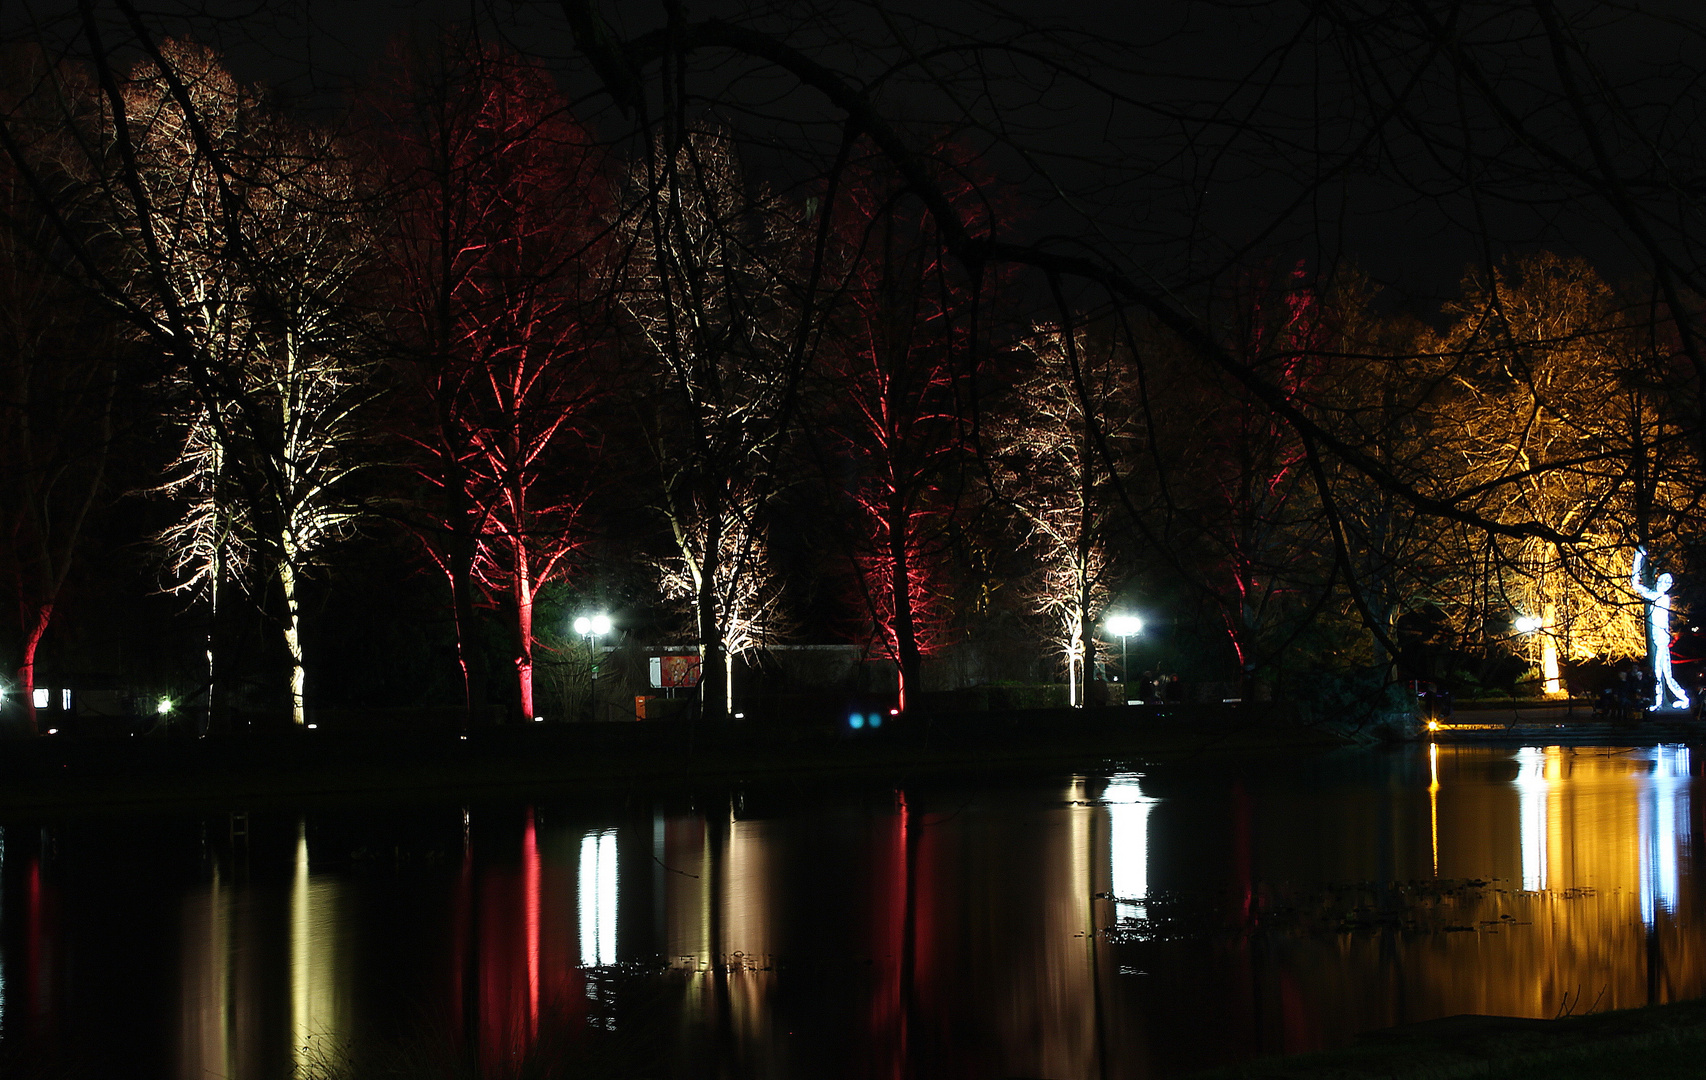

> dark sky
[13,0,1699,308]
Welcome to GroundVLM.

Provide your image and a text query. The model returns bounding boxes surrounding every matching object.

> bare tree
[368,37,610,722]
[617,126,806,721]
[1431,253,1703,681]
[991,323,1140,706]
[118,41,372,726]
[0,49,119,734]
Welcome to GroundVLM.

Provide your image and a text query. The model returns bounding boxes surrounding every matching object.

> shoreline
[0,706,1339,817]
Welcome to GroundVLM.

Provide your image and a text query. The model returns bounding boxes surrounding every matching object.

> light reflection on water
[4,744,1706,1078]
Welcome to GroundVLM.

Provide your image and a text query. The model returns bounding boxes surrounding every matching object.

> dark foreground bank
[1188,998,1706,1079]
[0,704,1335,814]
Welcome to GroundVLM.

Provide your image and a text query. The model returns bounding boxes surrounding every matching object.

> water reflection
[11,745,1706,1077]
[292,821,346,1070]
[1105,774,1154,923]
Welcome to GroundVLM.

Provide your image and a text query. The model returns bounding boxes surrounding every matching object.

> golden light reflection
[1429,742,1440,877]
[291,820,346,1072]
[178,863,234,1080]
[148,747,1706,1080]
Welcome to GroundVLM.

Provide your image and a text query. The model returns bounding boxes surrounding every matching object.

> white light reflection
[1104,774,1155,923]
[1514,747,1550,891]
[579,830,619,968]
[1642,744,1691,926]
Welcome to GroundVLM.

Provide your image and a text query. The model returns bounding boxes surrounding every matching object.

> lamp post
[574,614,611,721]
[1106,615,1143,704]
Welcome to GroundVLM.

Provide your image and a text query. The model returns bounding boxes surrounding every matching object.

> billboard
[649,654,702,689]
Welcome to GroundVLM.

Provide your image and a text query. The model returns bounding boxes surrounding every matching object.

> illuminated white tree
[619,126,802,720]
[992,323,1141,706]
[120,42,372,726]
[658,486,790,713]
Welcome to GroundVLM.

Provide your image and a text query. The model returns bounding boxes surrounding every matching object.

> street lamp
[1106,615,1143,703]
[574,614,612,720]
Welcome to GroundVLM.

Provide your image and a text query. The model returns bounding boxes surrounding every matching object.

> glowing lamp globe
[591,614,611,636]
[1514,614,1543,634]
[574,617,591,635]
[1107,615,1143,637]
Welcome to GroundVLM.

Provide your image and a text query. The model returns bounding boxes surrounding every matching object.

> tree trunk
[443,466,487,729]
[515,543,535,720]
[17,602,49,736]
[698,510,727,723]
[890,502,921,711]
[279,554,306,726]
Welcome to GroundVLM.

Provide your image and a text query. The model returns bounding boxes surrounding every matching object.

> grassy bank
[0,704,1340,815]
[1188,998,1706,1079]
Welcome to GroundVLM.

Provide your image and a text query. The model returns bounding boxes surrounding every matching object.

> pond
[1,742,1701,1078]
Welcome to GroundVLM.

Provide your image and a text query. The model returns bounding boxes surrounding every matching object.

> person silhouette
[1633,548,1690,711]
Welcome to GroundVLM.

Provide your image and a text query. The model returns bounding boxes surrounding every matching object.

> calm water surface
[2,743,1703,1078]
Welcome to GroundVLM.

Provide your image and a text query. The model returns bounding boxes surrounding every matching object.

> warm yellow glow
[1541,604,1563,696]
[1426,719,1441,732]
[1429,742,1441,876]
[291,820,344,1069]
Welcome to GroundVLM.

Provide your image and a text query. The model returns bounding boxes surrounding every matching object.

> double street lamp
[1106,614,1144,704]
[574,614,612,721]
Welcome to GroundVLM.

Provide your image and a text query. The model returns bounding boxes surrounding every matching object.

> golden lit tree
[1432,253,1700,686]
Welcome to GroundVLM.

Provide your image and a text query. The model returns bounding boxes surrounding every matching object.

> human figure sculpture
[1633,548,1690,711]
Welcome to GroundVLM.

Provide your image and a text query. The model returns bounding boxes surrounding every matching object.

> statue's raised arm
[1633,548,1659,601]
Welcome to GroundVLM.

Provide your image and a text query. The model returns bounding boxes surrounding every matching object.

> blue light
[849,713,865,729]
[869,714,882,729]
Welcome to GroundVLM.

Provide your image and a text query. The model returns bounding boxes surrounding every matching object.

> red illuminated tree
[0,51,119,734]
[816,148,992,708]
[371,38,610,721]
[1184,269,1335,678]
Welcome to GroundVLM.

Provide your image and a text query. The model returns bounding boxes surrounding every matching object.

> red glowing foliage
[1203,264,1334,666]
[822,142,1000,704]
[369,40,611,719]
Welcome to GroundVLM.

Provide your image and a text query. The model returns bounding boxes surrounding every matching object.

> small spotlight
[733,711,745,719]
[1514,614,1543,634]
[849,713,865,729]
[156,697,173,716]
[306,723,318,730]
[459,735,468,741]
[46,728,57,735]
[888,708,899,716]
[533,715,544,723]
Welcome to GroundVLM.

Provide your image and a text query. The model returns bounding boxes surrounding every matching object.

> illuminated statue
[1633,548,1690,711]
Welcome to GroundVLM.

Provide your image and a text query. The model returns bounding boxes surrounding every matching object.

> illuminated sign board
[648,655,702,689]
